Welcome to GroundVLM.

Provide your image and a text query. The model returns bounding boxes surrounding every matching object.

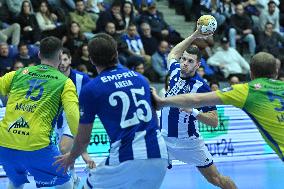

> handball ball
[197,15,217,34]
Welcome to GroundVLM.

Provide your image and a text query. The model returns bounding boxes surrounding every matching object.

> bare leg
[198,164,237,189]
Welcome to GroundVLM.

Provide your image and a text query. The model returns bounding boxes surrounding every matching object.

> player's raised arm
[167,27,212,66]
[61,78,79,136]
[0,71,16,96]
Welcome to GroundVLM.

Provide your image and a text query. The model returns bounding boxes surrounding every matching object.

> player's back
[0,65,70,151]
[244,78,284,160]
[80,66,167,164]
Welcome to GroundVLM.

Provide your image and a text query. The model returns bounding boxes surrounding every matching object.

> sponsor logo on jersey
[15,103,37,113]
[254,83,262,90]
[7,117,30,136]
[28,72,58,79]
[22,69,29,75]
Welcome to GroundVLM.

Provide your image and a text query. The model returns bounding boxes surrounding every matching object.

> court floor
[0,158,283,189]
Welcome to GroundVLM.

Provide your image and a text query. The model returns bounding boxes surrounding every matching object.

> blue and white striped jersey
[160,59,216,139]
[56,69,91,129]
[79,65,168,165]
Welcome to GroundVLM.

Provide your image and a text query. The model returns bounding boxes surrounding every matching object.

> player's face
[180,51,200,77]
[59,54,71,73]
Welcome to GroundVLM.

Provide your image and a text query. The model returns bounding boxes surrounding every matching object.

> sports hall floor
[0,158,283,189]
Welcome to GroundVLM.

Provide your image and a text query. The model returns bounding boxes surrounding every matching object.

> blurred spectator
[151,40,169,82]
[196,66,207,82]
[200,0,226,27]
[35,0,66,39]
[6,0,32,16]
[12,60,25,71]
[121,1,137,30]
[72,43,97,77]
[220,0,235,21]
[130,61,145,74]
[104,22,129,65]
[229,3,256,55]
[96,1,125,33]
[209,80,220,91]
[16,43,39,66]
[70,0,97,39]
[140,2,182,45]
[121,24,149,59]
[86,0,105,14]
[140,22,159,56]
[16,0,41,44]
[0,0,12,23]
[207,37,250,79]
[0,43,14,75]
[63,21,88,55]
[259,1,280,33]
[228,75,240,85]
[0,23,20,46]
[158,73,170,97]
[257,22,284,56]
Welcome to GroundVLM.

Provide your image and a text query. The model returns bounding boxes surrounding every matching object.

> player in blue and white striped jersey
[55,34,168,189]
[160,28,237,189]
[56,48,95,188]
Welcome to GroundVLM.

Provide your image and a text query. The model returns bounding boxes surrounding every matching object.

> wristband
[191,108,200,117]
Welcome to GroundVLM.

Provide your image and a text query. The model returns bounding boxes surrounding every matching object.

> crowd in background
[0,0,284,92]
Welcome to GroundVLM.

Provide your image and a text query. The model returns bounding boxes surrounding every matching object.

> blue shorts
[0,145,70,188]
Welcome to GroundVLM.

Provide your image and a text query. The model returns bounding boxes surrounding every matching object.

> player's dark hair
[185,46,202,62]
[62,48,71,58]
[40,36,62,60]
[88,33,118,67]
[251,52,277,79]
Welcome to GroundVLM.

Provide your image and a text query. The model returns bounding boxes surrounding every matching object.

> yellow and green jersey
[0,65,79,151]
[216,78,284,161]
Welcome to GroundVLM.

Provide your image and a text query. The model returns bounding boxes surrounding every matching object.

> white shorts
[84,158,168,189]
[55,112,73,142]
[164,137,213,168]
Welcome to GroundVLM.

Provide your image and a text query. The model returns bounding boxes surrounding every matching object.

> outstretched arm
[152,87,223,110]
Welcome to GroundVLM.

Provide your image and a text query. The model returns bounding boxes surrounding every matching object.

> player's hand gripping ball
[197,15,217,35]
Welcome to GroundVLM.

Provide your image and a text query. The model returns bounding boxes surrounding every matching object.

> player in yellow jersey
[0,36,79,189]
[152,52,284,162]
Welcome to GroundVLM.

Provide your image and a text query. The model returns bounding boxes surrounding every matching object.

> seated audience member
[121,24,151,63]
[0,43,15,75]
[16,42,39,66]
[140,22,159,56]
[229,75,240,85]
[63,21,88,55]
[151,40,169,82]
[209,80,220,91]
[207,37,250,80]
[72,43,97,77]
[17,0,41,44]
[96,1,125,33]
[121,1,137,30]
[257,22,284,56]
[35,0,66,39]
[104,22,129,65]
[69,0,97,39]
[229,3,256,56]
[259,1,280,33]
[140,2,182,45]
[12,60,25,71]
